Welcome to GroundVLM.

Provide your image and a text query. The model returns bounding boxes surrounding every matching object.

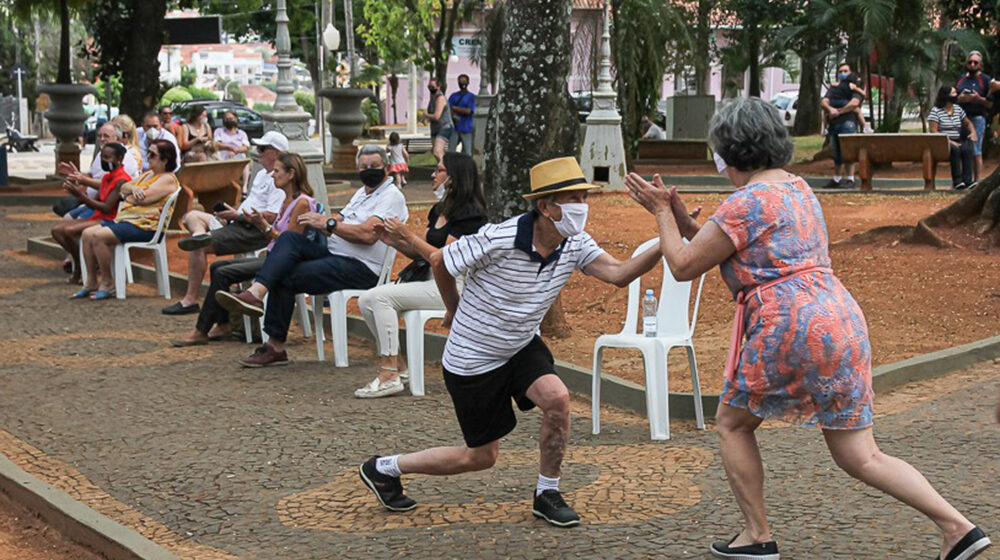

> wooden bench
[635,139,710,164]
[170,159,250,229]
[838,133,949,191]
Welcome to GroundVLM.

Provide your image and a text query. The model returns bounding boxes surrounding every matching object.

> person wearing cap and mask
[353,152,487,398]
[354,156,665,529]
[137,111,180,172]
[160,131,289,316]
[447,74,476,155]
[956,50,993,182]
[216,143,408,368]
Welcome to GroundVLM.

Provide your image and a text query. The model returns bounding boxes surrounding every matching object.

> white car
[770,93,797,129]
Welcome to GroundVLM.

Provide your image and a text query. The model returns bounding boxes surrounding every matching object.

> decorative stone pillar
[258,0,327,202]
[579,2,626,191]
[406,61,418,135]
[472,76,493,172]
[38,83,96,175]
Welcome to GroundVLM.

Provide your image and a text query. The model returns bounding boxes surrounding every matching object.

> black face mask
[459,82,468,90]
[101,160,119,173]
[428,87,437,94]
[359,168,386,188]
[949,94,959,103]
[224,119,238,128]
[968,66,980,74]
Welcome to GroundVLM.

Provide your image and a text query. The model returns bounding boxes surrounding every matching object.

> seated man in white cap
[162,131,289,316]
[357,156,666,528]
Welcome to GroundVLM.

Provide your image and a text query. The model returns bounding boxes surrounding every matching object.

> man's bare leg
[397,441,499,475]
[178,211,215,307]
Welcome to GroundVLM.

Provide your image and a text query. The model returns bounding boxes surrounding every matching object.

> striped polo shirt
[441,211,606,376]
[928,105,967,141]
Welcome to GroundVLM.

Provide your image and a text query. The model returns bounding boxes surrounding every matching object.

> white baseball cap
[252,131,289,152]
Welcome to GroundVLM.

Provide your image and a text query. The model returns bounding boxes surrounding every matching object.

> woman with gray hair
[625,97,988,560]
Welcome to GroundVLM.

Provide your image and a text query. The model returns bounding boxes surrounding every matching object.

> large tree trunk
[747,23,761,98]
[120,0,167,120]
[693,0,712,95]
[792,46,823,136]
[484,0,579,337]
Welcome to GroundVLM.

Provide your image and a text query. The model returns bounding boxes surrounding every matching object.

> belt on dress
[723,266,833,382]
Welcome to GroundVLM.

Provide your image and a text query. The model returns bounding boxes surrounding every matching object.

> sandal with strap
[90,289,116,300]
[71,288,93,299]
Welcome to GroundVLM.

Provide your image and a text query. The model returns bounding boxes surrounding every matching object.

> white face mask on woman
[433,178,450,200]
[550,202,589,238]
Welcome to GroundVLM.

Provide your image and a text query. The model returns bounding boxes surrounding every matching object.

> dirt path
[0,491,103,560]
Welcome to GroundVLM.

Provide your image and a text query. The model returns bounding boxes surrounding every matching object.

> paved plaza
[0,206,997,559]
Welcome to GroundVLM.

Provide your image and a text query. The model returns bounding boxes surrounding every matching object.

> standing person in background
[956,50,992,183]
[387,132,410,188]
[159,106,182,139]
[179,105,213,160]
[138,111,180,171]
[821,62,865,189]
[447,74,476,156]
[213,111,250,160]
[421,79,453,163]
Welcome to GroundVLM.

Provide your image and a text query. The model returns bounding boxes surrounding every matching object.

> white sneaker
[354,377,405,399]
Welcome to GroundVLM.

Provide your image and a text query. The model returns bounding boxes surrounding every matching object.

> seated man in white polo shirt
[358,157,668,528]
[217,144,408,367]
[161,131,288,315]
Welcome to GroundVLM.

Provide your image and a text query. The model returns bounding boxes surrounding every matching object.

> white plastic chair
[591,237,706,440]
[311,246,397,366]
[112,188,181,300]
[401,309,446,396]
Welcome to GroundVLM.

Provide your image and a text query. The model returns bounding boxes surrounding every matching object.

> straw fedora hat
[522,157,600,200]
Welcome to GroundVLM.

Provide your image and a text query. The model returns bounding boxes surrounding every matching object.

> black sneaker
[840,178,856,189]
[822,179,842,189]
[358,456,417,512]
[953,182,967,191]
[531,489,580,528]
[161,301,200,315]
[178,233,213,251]
[937,526,990,560]
[710,535,780,559]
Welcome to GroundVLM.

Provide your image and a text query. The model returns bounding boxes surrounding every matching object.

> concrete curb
[0,454,179,560]
[25,236,1000,420]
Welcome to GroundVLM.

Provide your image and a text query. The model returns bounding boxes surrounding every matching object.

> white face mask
[550,202,589,238]
[712,151,727,174]
[146,127,161,141]
[433,178,449,201]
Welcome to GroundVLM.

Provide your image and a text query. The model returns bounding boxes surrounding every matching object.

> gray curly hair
[708,97,793,172]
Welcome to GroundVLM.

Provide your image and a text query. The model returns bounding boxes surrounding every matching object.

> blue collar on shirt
[514,211,567,272]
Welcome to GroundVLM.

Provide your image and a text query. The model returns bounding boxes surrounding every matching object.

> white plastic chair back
[619,237,703,339]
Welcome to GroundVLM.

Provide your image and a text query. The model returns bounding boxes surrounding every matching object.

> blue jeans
[970,115,986,156]
[448,130,474,155]
[828,119,858,166]
[255,231,378,343]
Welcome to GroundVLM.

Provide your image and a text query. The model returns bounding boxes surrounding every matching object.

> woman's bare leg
[716,403,771,547]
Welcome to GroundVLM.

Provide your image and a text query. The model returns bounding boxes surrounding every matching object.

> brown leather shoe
[240,344,288,368]
[170,332,209,347]
[216,290,265,317]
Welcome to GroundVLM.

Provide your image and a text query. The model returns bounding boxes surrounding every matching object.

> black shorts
[210,221,269,255]
[443,335,556,448]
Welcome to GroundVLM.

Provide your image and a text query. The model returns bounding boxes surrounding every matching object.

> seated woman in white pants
[356,152,487,398]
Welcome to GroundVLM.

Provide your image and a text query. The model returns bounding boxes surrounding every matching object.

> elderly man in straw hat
[358,156,666,527]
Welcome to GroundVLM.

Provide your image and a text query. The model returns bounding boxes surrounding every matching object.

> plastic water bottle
[642,289,657,337]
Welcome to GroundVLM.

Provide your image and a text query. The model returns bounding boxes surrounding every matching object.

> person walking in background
[625,97,990,560]
[387,132,410,188]
[213,111,250,160]
[421,79,453,163]
[956,50,992,182]
[929,86,978,190]
[354,152,487,398]
[821,62,865,189]
[447,74,476,155]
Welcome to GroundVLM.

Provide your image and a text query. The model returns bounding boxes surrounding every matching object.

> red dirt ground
[0,491,103,560]
[30,190,1000,394]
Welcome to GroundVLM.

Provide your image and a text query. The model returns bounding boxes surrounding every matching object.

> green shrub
[184,86,216,100]
[294,91,315,114]
[253,102,274,112]
[160,86,193,106]
[361,97,380,135]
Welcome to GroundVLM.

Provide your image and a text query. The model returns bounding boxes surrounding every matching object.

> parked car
[170,100,265,140]
[771,93,798,129]
[571,92,592,123]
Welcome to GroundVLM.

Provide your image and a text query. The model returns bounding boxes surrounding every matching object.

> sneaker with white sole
[710,536,780,560]
[355,377,405,398]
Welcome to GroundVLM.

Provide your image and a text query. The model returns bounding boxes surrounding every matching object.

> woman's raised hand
[624,172,673,215]
[375,217,413,250]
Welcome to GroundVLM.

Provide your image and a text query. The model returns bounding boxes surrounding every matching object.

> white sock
[846,175,854,181]
[536,473,560,496]
[376,455,402,477]
[833,175,842,182]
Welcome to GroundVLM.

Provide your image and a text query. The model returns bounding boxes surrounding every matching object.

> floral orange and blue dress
[709,177,874,429]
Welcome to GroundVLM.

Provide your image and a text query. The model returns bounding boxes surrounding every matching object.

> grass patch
[409,152,437,167]
[791,134,826,163]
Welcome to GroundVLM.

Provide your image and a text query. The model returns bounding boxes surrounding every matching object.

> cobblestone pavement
[0,206,997,559]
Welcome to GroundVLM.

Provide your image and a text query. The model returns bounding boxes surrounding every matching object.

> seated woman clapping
[170,153,317,346]
[355,152,487,398]
[52,142,129,285]
[76,139,180,300]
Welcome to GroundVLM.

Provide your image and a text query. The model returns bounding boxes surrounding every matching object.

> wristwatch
[263,225,273,235]
[326,218,338,233]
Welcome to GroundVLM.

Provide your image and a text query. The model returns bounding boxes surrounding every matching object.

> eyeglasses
[148,151,160,160]
[969,60,981,65]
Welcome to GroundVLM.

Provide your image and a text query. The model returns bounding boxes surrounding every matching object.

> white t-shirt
[327,178,409,274]
[440,212,606,376]
[137,127,180,171]
[238,169,285,215]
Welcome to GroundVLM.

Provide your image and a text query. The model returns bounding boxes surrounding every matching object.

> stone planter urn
[318,87,369,171]
[38,82,97,174]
